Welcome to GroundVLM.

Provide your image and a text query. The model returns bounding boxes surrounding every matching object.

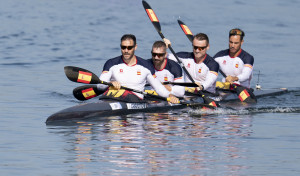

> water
[1,0,300,175]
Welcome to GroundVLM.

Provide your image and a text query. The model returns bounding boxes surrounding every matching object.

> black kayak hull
[46,88,288,124]
[46,100,190,124]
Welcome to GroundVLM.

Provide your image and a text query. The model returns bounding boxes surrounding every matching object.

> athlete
[213,28,254,88]
[148,41,185,97]
[164,33,219,94]
[97,34,179,103]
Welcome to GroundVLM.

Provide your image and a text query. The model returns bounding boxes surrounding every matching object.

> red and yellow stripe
[174,77,183,81]
[180,24,193,35]
[245,64,253,69]
[209,101,217,107]
[145,9,159,22]
[210,71,218,76]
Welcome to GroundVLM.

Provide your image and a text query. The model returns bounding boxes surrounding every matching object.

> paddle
[73,85,105,101]
[177,19,257,103]
[142,0,219,108]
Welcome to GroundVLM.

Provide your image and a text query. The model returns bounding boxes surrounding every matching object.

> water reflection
[48,111,253,175]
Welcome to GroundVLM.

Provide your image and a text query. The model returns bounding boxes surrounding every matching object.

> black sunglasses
[120,45,135,50]
[193,45,207,51]
[151,52,165,57]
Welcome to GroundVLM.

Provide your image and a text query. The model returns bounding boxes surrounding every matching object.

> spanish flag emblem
[198,69,202,73]
[180,24,193,35]
[145,9,159,22]
[238,89,250,102]
[235,64,239,68]
[164,76,168,81]
[137,71,141,75]
[78,71,92,84]
[82,88,96,99]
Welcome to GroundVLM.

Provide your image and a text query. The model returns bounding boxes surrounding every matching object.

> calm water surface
[1,0,300,175]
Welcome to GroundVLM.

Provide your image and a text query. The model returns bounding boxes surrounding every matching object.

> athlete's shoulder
[103,55,123,70]
[213,49,229,58]
[136,56,155,74]
[239,50,254,65]
[204,54,219,72]
[166,59,183,77]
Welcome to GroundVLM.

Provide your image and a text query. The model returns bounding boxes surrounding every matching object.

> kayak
[46,88,287,124]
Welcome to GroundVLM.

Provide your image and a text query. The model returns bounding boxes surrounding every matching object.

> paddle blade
[202,96,220,107]
[64,66,100,84]
[177,20,194,43]
[142,0,164,38]
[73,85,104,101]
[235,86,257,103]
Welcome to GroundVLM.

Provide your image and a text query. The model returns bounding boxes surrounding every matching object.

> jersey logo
[187,63,191,68]
[137,70,141,75]
[235,64,239,68]
[198,69,202,73]
[223,60,226,65]
[164,76,168,81]
[120,69,123,73]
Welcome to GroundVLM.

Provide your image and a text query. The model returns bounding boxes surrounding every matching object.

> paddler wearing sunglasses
[213,28,254,89]
[97,34,179,104]
[147,41,185,98]
[163,33,219,94]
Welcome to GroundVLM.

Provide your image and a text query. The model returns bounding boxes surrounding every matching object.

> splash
[189,106,300,116]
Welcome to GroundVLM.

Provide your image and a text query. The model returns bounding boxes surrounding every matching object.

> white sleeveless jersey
[214,49,254,88]
[148,58,185,97]
[98,55,170,99]
[167,52,219,93]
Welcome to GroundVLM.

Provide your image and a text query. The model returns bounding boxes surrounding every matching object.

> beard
[123,52,134,60]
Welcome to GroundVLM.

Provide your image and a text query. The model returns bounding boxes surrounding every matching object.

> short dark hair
[121,34,136,46]
[193,33,209,44]
[229,28,245,40]
[152,41,167,51]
